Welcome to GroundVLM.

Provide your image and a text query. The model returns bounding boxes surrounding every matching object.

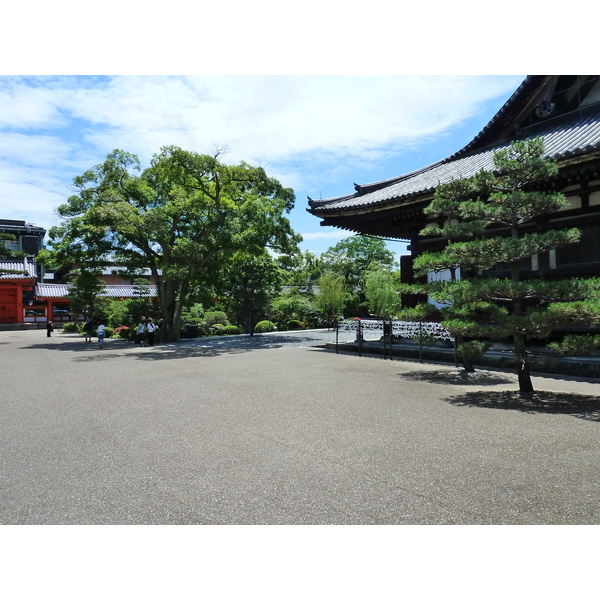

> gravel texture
[1,328,599,524]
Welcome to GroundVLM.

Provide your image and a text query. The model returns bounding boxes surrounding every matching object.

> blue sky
[0,74,525,263]
[0,4,589,268]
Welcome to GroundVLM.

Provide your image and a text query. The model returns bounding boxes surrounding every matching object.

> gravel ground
[1,328,599,525]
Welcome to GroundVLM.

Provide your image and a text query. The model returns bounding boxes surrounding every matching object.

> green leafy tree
[271,288,317,329]
[277,250,324,289]
[405,138,600,395]
[316,270,346,325]
[65,268,108,321]
[321,236,395,301]
[363,268,400,319]
[40,147,300,342]
[221,251,284,335]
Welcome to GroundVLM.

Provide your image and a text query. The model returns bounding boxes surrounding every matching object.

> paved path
[1,329,599,524]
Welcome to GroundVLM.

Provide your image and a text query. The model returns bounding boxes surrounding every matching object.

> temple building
[308,75,600,289]
[0,219,157,326]
[0,220,46,325]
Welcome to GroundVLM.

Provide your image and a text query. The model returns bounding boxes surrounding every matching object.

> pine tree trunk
[514,334,535,396]
[510,239,534,395]
[456,334,475,372]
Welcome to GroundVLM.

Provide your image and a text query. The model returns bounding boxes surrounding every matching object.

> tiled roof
[35,284,69,298]
[0,257,37,279]
[0,220,46,235]
[309,103,600,214]
[35,284,158,298]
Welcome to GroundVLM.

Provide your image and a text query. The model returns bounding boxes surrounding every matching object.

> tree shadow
[402,368,515,386]
[70,345,225,362]
[15,333,319,361]
[446,390,600,422]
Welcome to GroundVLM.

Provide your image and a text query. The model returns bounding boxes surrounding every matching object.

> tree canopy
[363,268,400,320]
[220,250,285,334]
[39,147,301,341]
[321,236,395,286]
[315,270,346,325]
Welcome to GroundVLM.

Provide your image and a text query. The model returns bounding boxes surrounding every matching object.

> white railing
[337,319,454,342]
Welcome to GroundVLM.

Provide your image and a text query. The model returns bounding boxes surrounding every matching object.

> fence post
[358,319,362,357]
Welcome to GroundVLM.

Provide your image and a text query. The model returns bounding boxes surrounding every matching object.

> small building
[0,257,39,325]
[0,220,46,325]
[0,219,46,256]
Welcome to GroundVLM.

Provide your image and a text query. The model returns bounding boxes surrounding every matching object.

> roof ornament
[535,77,559,119]
[535,99,556,118]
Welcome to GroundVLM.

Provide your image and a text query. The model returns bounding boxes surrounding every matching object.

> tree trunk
[514,334,535,396]
[456,334,475,372]
[448,267,474,372]
[159,279,179,342]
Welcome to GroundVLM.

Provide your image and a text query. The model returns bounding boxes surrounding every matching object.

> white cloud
[4,75,524,165]
[0,74,524,246]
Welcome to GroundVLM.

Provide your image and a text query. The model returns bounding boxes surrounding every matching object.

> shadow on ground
[446,390,600,422]
[402,368,515,386]
[16,333,330,362]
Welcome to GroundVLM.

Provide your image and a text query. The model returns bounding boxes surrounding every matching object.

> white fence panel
[338,319,454,342]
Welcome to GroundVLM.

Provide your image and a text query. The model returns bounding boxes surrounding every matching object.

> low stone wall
[329,339,600,380]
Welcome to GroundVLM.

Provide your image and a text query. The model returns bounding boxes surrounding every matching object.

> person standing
[146,318,157,346]
[97,322,106,348]
[46,320,54,338]
[136,318,147,346]
[83,317,94,342]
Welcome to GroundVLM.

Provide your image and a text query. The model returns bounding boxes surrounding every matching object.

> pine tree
[406,138,600,396]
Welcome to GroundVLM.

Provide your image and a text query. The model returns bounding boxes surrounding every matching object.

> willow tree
[316,270,346,326]
[406,138,600,396]
[40,146,300,341]
[363,268,400,320]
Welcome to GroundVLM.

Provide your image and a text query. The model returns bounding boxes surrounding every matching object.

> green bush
[222,325,240,335]
[255,320,276,333]
[112,326,132,339]
[547,334,600,356]
[204,311,230,327]
[181,303,205,325]
[458,340,491,361]
[196,323,212,337]
[286,319,303,330]
[62,322,81,333]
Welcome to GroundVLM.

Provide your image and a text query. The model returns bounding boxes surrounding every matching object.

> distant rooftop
[0,257,37,280]
[36,283,158,299]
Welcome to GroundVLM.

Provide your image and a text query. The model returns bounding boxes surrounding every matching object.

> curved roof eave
[310,100,600,217]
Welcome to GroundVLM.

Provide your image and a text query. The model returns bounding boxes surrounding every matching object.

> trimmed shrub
[204,311,230,327]
[62,322,81,333]
[458,340,491,362]
[286,319,303,330]
[112,326,132,339]
[222,325,240,335]
[255,320,276,333]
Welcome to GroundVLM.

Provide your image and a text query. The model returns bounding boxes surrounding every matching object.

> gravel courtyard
[1,328,599,524]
